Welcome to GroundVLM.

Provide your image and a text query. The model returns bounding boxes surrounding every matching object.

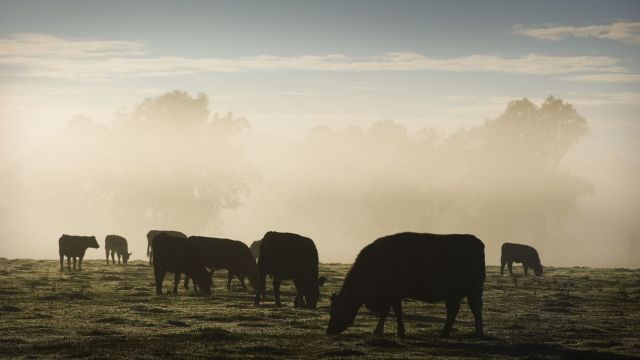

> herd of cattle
[57,231,544,337]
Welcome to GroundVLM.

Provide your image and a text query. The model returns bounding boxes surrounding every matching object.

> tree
[482,96,588,168]
[28,91,253,242]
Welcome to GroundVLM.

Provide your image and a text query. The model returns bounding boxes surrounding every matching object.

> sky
[0,1,639,265]
[2,0,639,137]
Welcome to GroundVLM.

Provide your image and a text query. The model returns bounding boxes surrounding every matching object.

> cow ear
[129,252,133,256]
[318,276,326,286]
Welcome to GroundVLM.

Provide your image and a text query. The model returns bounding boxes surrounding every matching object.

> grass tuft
[197,327,238,341]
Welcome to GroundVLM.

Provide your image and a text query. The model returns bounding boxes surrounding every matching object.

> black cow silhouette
[58,234,100,272]
[152,233,211,296]
[254,231,325,308]
[327,232,485,337]
[188,236,258,290]
[501,242,543,277]
[146,230,187,265]
[105,234,131,265]
[249,240,261,260]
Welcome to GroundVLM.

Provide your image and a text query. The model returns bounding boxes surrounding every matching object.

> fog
[1,90,638,267]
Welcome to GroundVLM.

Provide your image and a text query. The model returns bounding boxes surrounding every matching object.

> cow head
[326,292,361,335]
[88,236,100,249]
[194,272,212,297]
[534,264,543,276]
[303,276,326,309]
[123,252,132,264]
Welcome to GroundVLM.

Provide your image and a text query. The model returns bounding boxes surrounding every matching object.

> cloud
[513,21,640,45]
[561,73,640,83]
[0,33,627,80]
[0,33,144,57]
[563,92,640,107]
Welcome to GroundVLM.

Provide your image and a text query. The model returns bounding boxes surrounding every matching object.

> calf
[105,234,132,265]
[501,242,543,277]
[152,233,211,296]
[254,231,325,308]
[59,234,100,272]
[146,230,187,265]
[190,236,257,290]
[326,232,485,337]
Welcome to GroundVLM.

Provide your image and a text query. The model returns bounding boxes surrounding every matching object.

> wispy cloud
[0,33,144,57]
[562,73,640,83]
[513,21,640,45]
[0,33,627,79]
[563,92,640,107]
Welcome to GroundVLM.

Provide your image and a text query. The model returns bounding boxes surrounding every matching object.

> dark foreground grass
[0,259,638,359]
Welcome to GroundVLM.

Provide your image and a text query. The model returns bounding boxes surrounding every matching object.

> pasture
[0,258,638,359]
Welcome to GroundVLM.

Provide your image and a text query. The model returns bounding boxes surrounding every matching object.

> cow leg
[291,278,306,308]
[67,257,71,271]
[441,299,460,337]
[78,256,83,270]
[117,253,121,265]
[500,257,506,276]
[173,273,181,294]
[254,271,267,305]
[227,272,233,290]
[106,249,110,264]
[523,265,529,277]
[72,257,77,271]
[60,254,64,272]
[373,304,391,336]
[392,301,405,337]
[154,267,166,295]
[240,276,247,289]
[183,275,190,289]
[468,289,484,337]
[507,261,513,276]
[273,278,282,307]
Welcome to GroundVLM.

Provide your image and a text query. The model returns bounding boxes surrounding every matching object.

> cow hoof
[396,331,405,338]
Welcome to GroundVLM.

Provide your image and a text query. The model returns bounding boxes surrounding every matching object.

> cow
[326,232,485,337]
[501,242,543,277]
[189,236,257,290]
[249,240,261,260]
[254,231,325,308]
[58,234,100,272]
[152,233,211,296]
[105,234,132,265]
[146,230,187,265]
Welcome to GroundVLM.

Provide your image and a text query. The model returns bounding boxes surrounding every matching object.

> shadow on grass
[411,339,637,360]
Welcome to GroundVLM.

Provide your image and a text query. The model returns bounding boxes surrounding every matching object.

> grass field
[0,258,638,359]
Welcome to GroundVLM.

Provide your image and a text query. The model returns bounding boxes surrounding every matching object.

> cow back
[257,231,319,281]
[105,235,128,252]
[342,232,485,302]
[501,242,541,266]
[190,236,256,276]
[59,234,99,257]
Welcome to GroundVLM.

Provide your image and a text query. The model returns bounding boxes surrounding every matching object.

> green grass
[0,259,638,359]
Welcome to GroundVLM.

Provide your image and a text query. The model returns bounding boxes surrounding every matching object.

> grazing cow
[501,242,543,277]
[58,235,100,272]
[254,231,325,308]
[326,232,485,337]
[190,236,257,290]
[152,233,211,296]
[249,240,261,260]
[146,230,187,264]
[105,235,132,265]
